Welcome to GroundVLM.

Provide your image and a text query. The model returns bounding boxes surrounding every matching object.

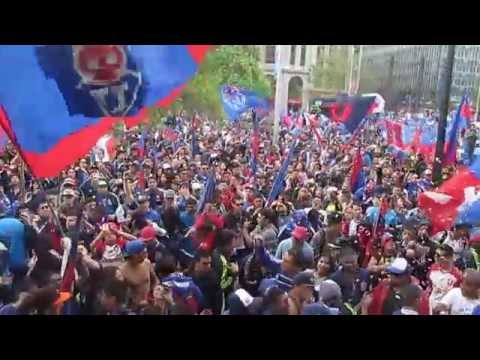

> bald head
[464,269,480,286]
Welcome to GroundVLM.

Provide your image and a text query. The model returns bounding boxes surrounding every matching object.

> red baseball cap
[292,226,309,241]
[139,225,157,242]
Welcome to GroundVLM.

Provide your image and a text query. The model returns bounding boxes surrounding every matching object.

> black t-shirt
[192,271,223,315]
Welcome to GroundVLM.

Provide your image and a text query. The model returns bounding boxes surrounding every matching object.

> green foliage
[312,48,348,91]
[149,45,272,122]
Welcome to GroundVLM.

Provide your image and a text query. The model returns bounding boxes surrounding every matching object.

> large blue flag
[0,45,211,178]
[196,170,216,214]
[220,85,270,122]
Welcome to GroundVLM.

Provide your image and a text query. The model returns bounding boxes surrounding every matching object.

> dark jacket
[192,271,223,315]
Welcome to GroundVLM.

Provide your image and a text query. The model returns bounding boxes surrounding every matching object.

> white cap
[386,258,409,275]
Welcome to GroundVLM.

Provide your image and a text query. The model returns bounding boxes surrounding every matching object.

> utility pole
[356,45,363,93]
[273,45,288,145]
[433,45,456,184]
[346,46,355,93]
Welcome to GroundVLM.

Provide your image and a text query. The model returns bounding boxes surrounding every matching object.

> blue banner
[220,85,270,122]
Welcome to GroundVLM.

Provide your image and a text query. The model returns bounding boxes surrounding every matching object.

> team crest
[222,86,247,112]
[72,45,142,116]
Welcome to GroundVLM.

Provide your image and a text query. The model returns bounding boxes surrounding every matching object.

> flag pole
[433,45,456,184]
[0,124,67,238]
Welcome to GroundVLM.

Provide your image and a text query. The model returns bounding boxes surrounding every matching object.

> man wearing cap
[120,240,158,309]
[179,198,197,232]
[366,257,429,315]
[275,225,314,267]
[95,180,120,217]
[310,212,342,262]
[288,271,315,315]
[145,176,164,211]
[135,195,161,225]
[59,188,80,218]
[256,239,306,294]
[330,246,370,315]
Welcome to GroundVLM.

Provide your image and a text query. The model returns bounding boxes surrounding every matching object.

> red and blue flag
[329,95,376,133]
[419,156,480,233]
[444,94,471,165]
[350,148,364,193]
[0,45,211,178]
[220,85,270,122]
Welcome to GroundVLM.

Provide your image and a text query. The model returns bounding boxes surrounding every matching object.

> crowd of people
[1,107,480,316]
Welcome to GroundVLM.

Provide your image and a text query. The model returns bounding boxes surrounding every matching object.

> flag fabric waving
[162,127,179,143]
[0,126,8,154]
[266,140,299,206]
[196,170,216,214]
[137,128,147,160]
[350,148,364,193]
[0,45,211,178]
[94,134,116,162]
[220,85,270,122]
[444,94,471,165]
[418,156,480,233]
[329,95,376,133]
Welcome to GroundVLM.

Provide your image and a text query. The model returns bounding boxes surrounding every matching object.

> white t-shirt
[439,288,480,315]
[429,269,459,312]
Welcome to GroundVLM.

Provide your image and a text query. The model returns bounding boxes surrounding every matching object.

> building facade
[256,45,359,112]
[362,45,480,108]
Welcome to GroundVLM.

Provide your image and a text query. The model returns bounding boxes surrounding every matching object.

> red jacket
[367,277,430,315]
[194,212,224,252]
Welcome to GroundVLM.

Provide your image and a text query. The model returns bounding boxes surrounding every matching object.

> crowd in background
[1,107,480,316]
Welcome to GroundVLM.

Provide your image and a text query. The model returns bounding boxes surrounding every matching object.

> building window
[300,45,307,66]
[265,46,276,64]
[290,45,296,65]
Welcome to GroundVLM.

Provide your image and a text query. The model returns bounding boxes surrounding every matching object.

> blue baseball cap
[124,240,146,257]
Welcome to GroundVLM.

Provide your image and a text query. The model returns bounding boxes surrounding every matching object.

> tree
[164,45,272,121]
[312,47,348,91]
